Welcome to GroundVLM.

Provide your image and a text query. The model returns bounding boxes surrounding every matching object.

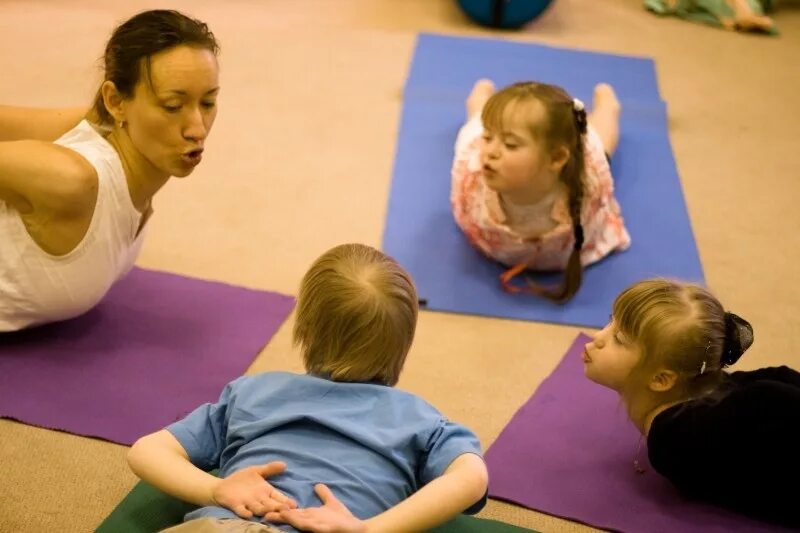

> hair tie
[573,224,584,251]
[721,312,754,367]
[572,98,588,135]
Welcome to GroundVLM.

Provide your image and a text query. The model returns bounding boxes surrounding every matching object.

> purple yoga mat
[0,267,295,445]
[485,334,792,532]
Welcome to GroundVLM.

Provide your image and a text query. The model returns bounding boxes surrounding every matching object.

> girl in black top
[582,278,800,528]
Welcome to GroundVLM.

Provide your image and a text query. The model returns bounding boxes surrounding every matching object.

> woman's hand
[265,483,367,533]
[212,462,297,519]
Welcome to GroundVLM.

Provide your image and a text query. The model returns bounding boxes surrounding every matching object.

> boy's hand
[265,483,367,533]
[212,462,297,519]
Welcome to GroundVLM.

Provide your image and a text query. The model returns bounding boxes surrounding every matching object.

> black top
[648,366,800,528]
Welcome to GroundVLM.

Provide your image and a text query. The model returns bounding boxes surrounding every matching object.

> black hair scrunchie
[572,224,585,251]
[720,312,754,367]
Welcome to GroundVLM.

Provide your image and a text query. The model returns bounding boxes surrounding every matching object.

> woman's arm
[0,140,96,213]
[0,105,88,142]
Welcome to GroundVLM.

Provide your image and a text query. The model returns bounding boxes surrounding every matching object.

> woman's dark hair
[91,10,219,125]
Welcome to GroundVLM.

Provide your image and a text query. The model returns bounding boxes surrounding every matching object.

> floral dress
[450,115,631,272]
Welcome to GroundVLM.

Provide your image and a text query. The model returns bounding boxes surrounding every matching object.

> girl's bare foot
[588,83,621,156]
[466,79,496,118]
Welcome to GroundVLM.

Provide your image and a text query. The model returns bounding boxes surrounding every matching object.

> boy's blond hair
[293,244,418,386]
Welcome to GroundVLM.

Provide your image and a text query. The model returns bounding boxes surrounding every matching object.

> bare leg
[466,79,496,119]
[587,83,621,157]
[723,0,774,32]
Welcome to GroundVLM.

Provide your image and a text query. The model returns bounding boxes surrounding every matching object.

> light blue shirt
[167,372,486,530]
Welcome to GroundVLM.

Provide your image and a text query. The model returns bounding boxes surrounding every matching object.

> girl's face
[583,319,641,391]
[120,45,220,178]
[480,100,565,204]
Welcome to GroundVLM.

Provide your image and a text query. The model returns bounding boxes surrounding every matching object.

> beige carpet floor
[1,0,799,531]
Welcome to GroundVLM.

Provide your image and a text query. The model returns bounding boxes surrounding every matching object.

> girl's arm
[269,452,488,533]
[0,105,88,142]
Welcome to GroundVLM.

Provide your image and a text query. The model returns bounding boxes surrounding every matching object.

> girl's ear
[648,369,678,392]
[549,145,570,173]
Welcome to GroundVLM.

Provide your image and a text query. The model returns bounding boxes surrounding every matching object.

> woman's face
[122,45,219,178]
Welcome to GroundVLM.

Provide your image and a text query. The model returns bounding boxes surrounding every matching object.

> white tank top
[0,120,145,331]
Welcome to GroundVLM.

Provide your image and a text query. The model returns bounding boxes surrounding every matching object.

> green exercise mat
[97,481,537,533]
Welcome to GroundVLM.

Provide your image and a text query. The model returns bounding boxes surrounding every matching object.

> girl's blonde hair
[613,279,753,401]
[482,81,588,303]
[293,243,418,386]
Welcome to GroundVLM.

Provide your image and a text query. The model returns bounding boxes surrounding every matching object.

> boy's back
[168,372,485,525]
[129,244,488,532]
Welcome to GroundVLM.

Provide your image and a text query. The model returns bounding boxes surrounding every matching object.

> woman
[0,9,220,331]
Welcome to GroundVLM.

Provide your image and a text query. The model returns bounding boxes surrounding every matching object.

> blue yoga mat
[382,33,704,328]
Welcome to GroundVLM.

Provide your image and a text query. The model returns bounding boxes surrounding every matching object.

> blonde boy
[128,244,488,533]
